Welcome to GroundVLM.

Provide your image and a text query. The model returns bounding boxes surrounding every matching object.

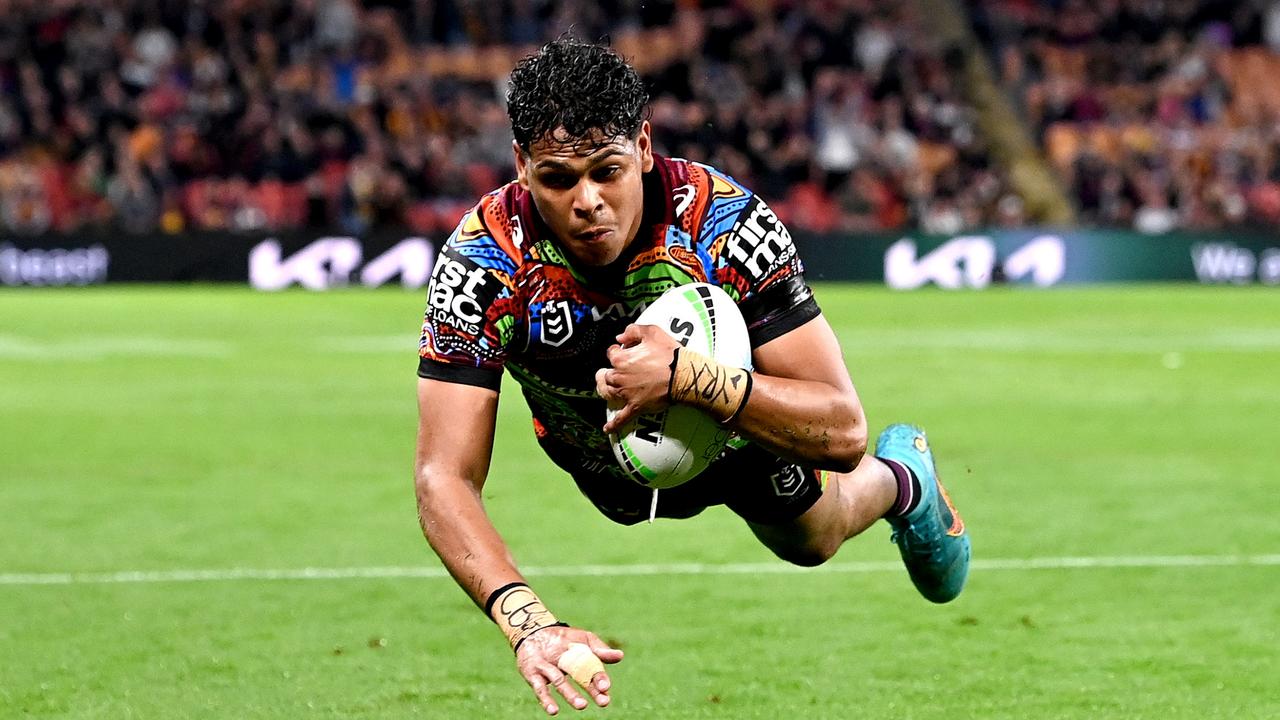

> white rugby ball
[607,283,752,489]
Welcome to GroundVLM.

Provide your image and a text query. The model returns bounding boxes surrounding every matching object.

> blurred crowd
[0,0,1019,236]
[973,0,1280,231]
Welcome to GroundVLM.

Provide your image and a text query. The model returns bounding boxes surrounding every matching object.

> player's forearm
[415,470,525,608]
[415,472,571,651]
[668,348,866,470]
[725,373,867,471]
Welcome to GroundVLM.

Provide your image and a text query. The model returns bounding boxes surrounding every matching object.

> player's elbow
[413,467,436,523]
[822,396,867,473]
[413,466,471,522]
[413,467,433,503]
[825,429,866,474]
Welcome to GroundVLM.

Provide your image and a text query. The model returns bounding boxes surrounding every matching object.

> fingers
[555,652,612,710]
[557,642,606,686]
[586,634,625,663]
[576,636,622,707]
[605,342,624,365]
[526,664,590,715]
[603,403,636,434]
[618,323,674,348]
[583,672,612,708]
[616,324,646,345]
[526,671,560,715]
[596,367,635,432]
[519,631,623,714]
[549,669,591,712]
[594,368,612,400]
[596,370,630,421]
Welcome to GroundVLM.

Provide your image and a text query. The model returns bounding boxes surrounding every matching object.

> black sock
[880,457,922,517]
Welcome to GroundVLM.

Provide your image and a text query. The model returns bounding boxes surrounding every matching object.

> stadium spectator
[971,0,1280,231]
[0,0,1021,236]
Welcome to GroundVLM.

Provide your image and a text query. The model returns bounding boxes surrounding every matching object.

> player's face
[514,122,655,267]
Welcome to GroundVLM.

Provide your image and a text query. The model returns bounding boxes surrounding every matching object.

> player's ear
[513,140,529,189]
[636,121,654,173]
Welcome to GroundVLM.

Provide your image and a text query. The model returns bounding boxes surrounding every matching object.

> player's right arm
[413,377,506,603]
[414,377,623,715]
[418,197,624,713]
[416,194,628,711]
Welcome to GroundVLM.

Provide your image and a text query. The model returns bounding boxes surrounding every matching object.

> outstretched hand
[595,324,681,433]
[516,625,625,715]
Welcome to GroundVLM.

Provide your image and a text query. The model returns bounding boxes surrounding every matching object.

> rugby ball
[607,283,752,489]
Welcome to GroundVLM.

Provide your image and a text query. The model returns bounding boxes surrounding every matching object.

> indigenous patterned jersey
[418,155,819,482]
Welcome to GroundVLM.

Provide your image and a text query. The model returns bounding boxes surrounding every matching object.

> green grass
[1,284,1277,719]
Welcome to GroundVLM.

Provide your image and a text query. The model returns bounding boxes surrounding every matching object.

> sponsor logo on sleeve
[427,246,502,335]
[725,197,796,283]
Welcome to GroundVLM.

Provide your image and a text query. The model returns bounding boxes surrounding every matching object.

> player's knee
[770,536,840,568]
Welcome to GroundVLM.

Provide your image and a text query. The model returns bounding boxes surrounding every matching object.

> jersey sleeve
[417,206,519,391]
[706,188,820,347]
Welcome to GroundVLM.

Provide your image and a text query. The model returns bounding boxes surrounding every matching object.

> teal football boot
[876,424,970,603]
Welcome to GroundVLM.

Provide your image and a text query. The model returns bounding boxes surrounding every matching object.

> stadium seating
[969,0,1280,229]
[17,1,1279,235]
[0,0,1022,235]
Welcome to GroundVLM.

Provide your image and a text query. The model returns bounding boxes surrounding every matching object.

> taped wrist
[667,347,753,424]
[484,582,566,652]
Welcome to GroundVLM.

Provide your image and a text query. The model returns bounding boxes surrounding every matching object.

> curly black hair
[506,38,649,153]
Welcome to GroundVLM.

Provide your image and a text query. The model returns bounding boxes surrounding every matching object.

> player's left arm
[598,187,867,471]
[728,312,866,470]
[599,314,865,472]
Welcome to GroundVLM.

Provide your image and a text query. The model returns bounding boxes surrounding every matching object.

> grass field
[1,284,1277,719]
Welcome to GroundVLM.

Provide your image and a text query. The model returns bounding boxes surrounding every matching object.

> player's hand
[515,625,624,715]
[596,323,681,433]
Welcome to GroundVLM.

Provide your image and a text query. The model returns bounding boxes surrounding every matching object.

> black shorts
[542,440,826,527]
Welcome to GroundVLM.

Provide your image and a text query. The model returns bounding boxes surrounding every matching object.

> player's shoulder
[666,161,800,299]
[651,156,757,232]
[442,181,531,270]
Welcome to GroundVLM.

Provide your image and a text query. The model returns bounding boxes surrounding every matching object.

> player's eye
[592,166,620,182]
[540,173,577,189]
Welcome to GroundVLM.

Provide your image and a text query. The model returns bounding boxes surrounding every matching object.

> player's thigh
[739,452,896,565]
[707,445,826,525]
[743,486,850,567]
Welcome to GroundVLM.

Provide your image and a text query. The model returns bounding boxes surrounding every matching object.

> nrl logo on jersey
[770,465,805,497]
[541,299,575,347]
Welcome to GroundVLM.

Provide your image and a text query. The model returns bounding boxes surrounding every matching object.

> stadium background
[2,1,1277,718]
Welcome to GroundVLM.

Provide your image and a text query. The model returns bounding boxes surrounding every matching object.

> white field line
[2,554,1278,587]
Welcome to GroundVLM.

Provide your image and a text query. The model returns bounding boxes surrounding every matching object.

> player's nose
[573,180,605,217]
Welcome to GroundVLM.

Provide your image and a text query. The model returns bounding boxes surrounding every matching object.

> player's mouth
[574,228,613,243]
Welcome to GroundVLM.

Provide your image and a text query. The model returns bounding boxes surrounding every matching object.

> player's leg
[733,424,970,603]
[743,451,897,567]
